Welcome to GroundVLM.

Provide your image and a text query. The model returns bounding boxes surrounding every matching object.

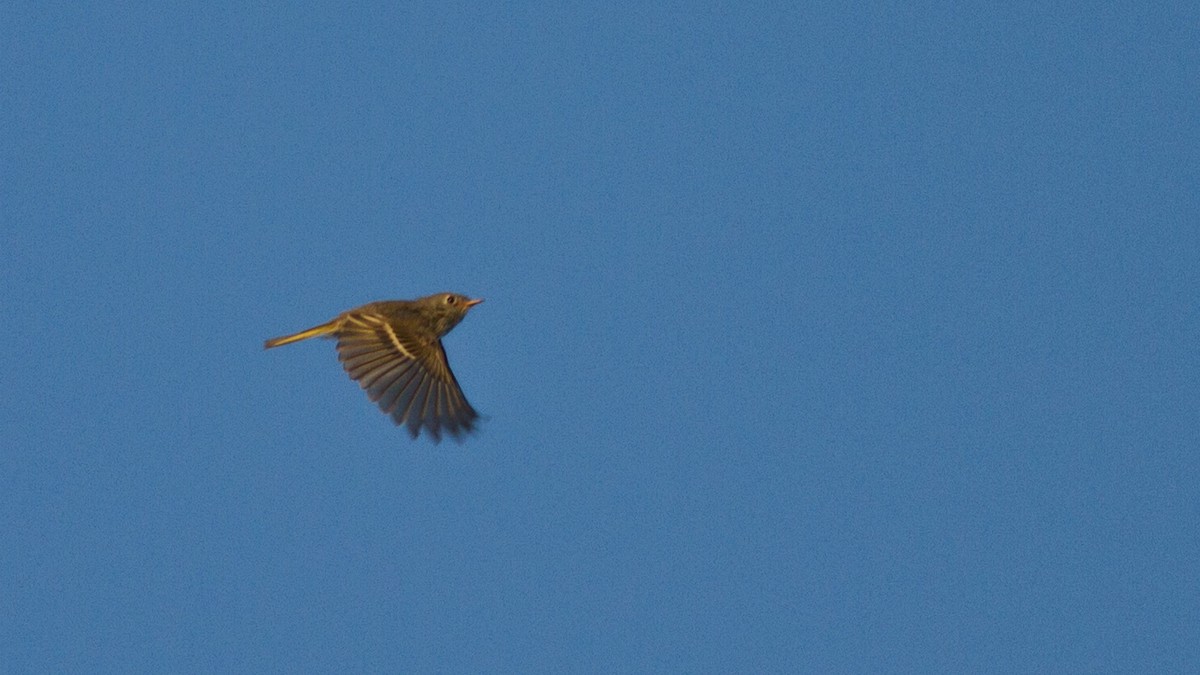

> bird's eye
[445,295,457,304]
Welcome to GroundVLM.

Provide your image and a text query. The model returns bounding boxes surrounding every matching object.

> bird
[264,293,483,442]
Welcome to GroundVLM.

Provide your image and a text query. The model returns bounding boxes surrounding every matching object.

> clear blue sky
[3,2,1198,672]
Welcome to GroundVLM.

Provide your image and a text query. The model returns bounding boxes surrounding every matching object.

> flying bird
[264,293,483,441]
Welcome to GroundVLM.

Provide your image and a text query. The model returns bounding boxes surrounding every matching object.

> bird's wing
[335,312,479,441]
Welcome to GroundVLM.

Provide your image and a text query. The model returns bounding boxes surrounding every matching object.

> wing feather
[333,312,478,442]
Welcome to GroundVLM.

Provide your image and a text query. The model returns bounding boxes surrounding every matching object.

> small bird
[264,293,483,441]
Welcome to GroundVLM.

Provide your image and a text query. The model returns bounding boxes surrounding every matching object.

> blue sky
[3,1,1198,671]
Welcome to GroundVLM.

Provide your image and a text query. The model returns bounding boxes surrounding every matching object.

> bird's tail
[263,319,339,349]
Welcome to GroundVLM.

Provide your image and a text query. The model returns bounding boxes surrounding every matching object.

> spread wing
[335,312,479,441]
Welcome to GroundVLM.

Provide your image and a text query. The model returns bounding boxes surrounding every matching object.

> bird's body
[264,293,482,442]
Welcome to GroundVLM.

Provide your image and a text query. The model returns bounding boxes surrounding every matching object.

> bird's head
[420,292,483,336]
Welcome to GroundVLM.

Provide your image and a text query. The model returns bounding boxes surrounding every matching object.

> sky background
[3,1,1198,672]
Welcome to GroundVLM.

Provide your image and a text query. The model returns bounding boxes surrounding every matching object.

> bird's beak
[465,298,484,308]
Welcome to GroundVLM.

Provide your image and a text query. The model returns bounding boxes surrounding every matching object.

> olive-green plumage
[264,293,483,442]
